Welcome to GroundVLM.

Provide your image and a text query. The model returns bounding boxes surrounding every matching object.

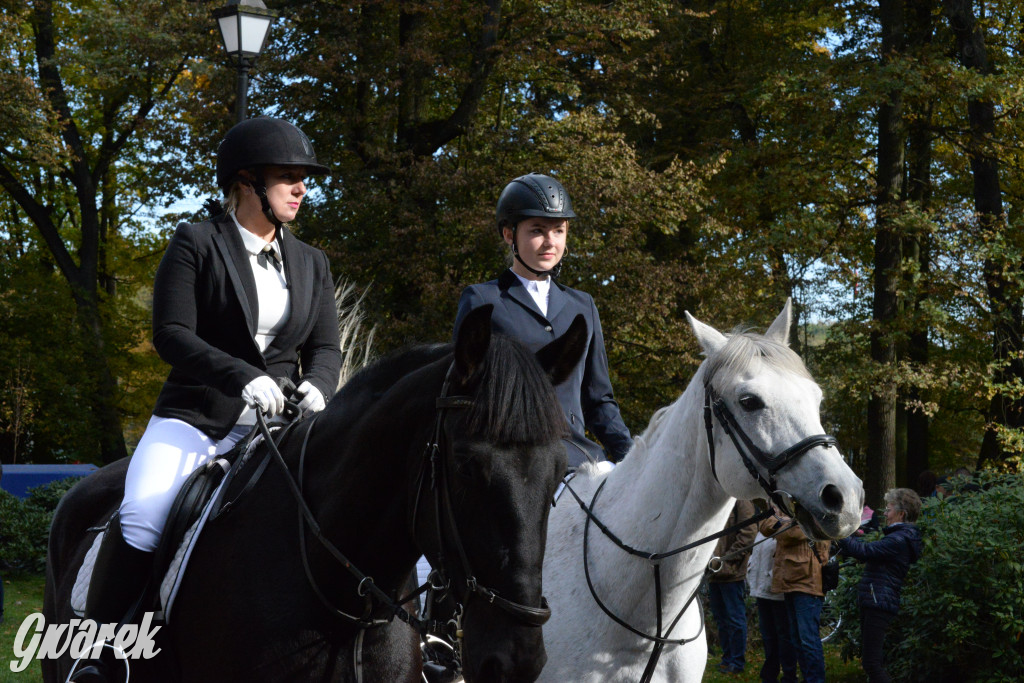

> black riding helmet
[495,173,576,277]
[216,116,330,225]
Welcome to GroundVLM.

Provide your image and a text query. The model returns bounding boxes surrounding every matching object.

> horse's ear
[536,314,587,386]
[765,297,793,346]
[685,311,727,356]
[453,304,493,381]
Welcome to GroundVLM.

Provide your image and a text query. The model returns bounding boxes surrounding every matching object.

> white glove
[295,381,326,417]
[241,375,286,418]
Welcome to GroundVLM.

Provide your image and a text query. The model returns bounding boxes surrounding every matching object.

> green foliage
[0,477,83,574]
[835,473,1024,682]
[0,491,50,575]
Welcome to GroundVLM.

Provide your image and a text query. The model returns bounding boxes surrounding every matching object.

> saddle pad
[68,482,227,624]
[70,530,114,618]
[70,444,259,622]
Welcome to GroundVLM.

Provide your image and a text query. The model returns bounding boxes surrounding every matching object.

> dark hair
[335,336,565,447]
[463,333,566,446]
[916,469,937,497]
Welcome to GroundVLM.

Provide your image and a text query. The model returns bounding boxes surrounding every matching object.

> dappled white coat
[538,301,863,683]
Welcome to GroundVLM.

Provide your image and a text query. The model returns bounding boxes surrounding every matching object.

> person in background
[837,488,923,683]
[747,523,798,682]
[453,172,632,469]
[761,509,828,683]
[915,469,937,499]
[708,499,757,675]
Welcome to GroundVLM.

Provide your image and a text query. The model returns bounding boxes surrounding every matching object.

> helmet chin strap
[248,176,282,228]
[511,227,562,279]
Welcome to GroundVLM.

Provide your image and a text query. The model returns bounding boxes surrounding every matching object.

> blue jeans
[784,592,825,683]
[756,597,798,683]
[709,580,747,670]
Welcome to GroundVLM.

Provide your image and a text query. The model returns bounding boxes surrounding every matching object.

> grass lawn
[1,573,45,683]
[703,643,863,682]
[1,573,863,682]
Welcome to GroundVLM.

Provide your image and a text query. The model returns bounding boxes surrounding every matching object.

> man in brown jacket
[761,510,828,683]
[708,499,758,674]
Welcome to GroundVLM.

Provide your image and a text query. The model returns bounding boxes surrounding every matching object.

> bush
[836,472,1024,682]
[0,476,85,575]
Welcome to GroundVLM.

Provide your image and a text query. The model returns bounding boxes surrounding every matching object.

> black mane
[464,333,566,447]
[328,334,566,447]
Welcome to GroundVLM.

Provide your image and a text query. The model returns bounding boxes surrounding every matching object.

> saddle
[71,421,296,622]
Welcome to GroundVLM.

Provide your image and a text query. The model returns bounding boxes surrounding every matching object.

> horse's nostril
[820,483,844,512]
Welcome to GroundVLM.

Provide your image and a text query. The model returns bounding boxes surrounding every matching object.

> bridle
[411,363,553,645]
[254,360,550,640]
[560,381,838,683]
[703,383,837,517]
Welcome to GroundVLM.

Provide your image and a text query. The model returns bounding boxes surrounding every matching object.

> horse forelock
[463,334,566,447]
[701,327,812,389]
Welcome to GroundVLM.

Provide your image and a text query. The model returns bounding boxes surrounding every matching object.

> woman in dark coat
[837,487,924,683]
[453,173,632,469]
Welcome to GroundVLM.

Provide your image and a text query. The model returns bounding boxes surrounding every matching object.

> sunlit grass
[1,573,45,683]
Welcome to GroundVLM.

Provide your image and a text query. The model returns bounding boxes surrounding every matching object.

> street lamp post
[212,0,279,123]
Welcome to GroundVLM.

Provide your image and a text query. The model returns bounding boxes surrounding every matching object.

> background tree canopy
[3,0,1024,506]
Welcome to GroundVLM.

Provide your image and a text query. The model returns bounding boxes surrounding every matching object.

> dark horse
[44,305,587,682]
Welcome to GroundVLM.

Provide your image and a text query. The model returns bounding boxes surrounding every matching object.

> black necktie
[257,245,282,272]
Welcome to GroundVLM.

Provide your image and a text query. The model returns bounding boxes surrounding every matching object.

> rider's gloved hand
[241,375,286,418]
[294,381,326,417]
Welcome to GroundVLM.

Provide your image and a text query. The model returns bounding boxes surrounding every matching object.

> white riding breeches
[119,416,251,552]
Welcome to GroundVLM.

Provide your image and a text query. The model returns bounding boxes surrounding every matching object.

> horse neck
[587,374,737,612]
[300,367,442,574]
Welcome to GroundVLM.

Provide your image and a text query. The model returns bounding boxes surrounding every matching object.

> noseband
[413,363,552,629]
[703,384,837,515]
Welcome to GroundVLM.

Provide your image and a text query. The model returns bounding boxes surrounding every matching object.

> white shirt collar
[512,271,551,295]
[512,271,551,316]
[230,211,280,258]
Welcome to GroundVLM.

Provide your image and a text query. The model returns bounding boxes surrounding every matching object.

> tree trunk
[903,0,936,486]
[867,0,906,508]
[944,0,1022,465]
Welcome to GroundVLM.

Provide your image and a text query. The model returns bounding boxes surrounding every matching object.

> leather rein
[254,360,550,638]
[410,363,553,641]
[561,381,836,683]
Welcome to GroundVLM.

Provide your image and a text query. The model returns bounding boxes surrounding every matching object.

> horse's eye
[738,394,764,411]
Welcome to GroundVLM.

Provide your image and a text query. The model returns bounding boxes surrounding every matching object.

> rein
[411,363,552,649]
[255,411,420,630]
[562,382,836,683]
[561,477,773,683]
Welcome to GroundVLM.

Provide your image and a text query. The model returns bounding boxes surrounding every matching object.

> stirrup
[67,642,130,683]
[421,634,461,683]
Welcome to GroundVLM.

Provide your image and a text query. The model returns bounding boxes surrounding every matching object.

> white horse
[539,300,864,683]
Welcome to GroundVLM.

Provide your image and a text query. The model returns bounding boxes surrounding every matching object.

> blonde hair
[222,180,246,215]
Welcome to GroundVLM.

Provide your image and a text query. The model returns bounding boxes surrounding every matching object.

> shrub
[836,472,1024,682]
[0,490,51,574]
[0,476,86,575]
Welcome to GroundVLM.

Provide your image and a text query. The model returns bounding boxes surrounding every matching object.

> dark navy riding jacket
[454,269,632,467]
[838,522,923,614]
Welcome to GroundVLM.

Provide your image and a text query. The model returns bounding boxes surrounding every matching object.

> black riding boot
[70,513,154,683]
